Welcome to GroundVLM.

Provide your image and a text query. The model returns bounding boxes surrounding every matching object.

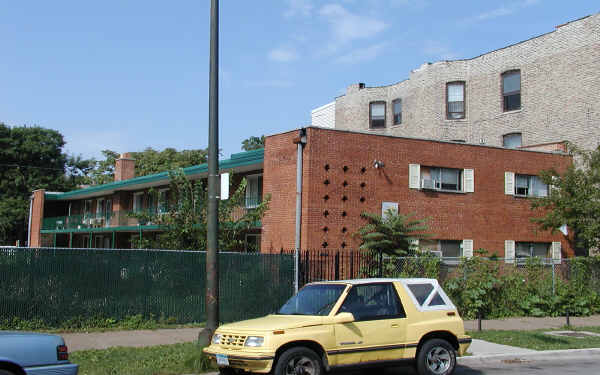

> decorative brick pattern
[262,127,574,258]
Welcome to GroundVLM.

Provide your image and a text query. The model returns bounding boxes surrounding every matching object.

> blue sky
[1,0,597,160]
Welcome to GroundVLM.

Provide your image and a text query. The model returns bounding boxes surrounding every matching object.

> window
[158,189,169,213]
[502,70,521,111]
[516,242,551,259]
[515,174,548,197]
[503,133,522,148]
[84,200,93,219]
[96,198,104,218]
[369,101,386,129]
[392,99,402,125]
[133,192,144,213]
[401,279,454,311]
[245,234,261,253]
[339,283,405,321]
[418,239,462,258]
[446,81,465,119]
[420,166,462,191]
[441,240,462,258]
[245,174,263,208]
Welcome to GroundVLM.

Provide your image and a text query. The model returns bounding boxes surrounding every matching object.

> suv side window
[339,283,406,321]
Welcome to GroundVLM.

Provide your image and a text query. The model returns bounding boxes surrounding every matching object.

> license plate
[216,354,229,366]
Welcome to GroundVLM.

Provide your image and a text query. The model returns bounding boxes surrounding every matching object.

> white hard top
[314,278,437,285]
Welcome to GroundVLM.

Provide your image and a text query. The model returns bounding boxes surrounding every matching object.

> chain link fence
[0,247,294,326]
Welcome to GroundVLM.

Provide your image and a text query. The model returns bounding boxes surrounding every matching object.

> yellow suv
[203,278,471,375]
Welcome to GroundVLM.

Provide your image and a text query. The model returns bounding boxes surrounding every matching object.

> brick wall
[262,127,574,258]
[332,13,600,152]
[29,189,45,247]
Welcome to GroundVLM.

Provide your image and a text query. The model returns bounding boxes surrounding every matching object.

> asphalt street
[319,357,600,375]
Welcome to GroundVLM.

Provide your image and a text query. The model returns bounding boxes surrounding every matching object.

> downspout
[294,128,307,293]
[27,194,34,247]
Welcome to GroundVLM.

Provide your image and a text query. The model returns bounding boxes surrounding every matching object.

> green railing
[42,199,263,231]
[0,247,294,325]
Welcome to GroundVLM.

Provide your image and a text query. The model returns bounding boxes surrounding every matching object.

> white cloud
[268,47,299,63]
[319,4,387,45]
[284,0,313,18]
[389,0,429,9]
[336,42,388,64]
[471,0,541,22]
[243,80,294,88]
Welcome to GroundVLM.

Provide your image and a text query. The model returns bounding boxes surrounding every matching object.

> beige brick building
[312,13,600,151]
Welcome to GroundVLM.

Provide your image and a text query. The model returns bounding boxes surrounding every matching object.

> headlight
[244,336,264,347]
[211,333,222,345]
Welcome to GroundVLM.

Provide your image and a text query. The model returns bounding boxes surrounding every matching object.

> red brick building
[261,127,573,260]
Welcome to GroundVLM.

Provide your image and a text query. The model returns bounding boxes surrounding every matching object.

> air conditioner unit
[428,250,443,258]
[421,179,438,190]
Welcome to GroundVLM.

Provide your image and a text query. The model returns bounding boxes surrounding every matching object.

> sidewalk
[463,314,600,331]
[63,314,600,352]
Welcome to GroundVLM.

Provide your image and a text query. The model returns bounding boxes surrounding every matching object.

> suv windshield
[278,284,346,316]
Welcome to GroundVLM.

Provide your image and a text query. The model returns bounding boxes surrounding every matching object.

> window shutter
[552,242,562,264]
[462,239,473,258]
[463,169,474,193]
[409,164,421,189]
[409,238,419,252]
[220,172,230,200]
[505,172,515,195]
[505,240,515,263]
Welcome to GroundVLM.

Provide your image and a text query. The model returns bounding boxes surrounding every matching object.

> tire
[273,347,322,375]
[416,339,456,375]
[218,367,237,375]
[0,370,16,375]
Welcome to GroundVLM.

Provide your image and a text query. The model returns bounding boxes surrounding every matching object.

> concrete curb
[458,347,600,366]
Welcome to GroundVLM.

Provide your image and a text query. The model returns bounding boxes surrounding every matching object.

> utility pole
[198,0,219,346]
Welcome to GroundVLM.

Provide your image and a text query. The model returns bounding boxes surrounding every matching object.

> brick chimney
[114,153,135,181]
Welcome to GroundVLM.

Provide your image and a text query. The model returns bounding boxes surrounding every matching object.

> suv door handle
[391,323,400,328]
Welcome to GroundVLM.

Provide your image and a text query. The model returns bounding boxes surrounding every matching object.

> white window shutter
[505,172,515,195]
[409,238,419,252]
[505,240,515,263]
[409,164,421,189]
[463,169,474,193]
[550,176,559,194]
[552,242,562,264]
[462,239,473,258]
[220,172,230,200]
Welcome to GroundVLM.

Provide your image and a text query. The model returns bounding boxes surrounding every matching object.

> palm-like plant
[355,209,431,256]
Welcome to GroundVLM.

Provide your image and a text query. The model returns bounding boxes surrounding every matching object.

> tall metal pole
[198,0,219,346]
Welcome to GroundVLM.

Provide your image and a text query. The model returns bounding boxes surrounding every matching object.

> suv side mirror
[333,312,355,324]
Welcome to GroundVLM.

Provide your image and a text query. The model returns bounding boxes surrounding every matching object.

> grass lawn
[469,326,600,351]
[71,342,216,375]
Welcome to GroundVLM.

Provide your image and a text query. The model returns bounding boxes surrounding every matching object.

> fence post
[335,252,340,280]
[378,251,383,278]
[552,262,556,296]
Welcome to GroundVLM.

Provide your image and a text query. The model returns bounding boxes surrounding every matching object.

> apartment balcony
[41,198,263,232]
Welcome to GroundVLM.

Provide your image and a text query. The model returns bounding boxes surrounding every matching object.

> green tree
[131,169,270,250]
[531,144,600,253]
[355,209,431,256]
[0,123,76,244]
[241,135,265,151]
[80,148,208,185]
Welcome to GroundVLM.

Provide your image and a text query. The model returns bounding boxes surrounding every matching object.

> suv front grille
[221,334,247,348]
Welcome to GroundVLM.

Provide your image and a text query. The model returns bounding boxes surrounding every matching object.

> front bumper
[204,346,275,374]
[26,363,79,375]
